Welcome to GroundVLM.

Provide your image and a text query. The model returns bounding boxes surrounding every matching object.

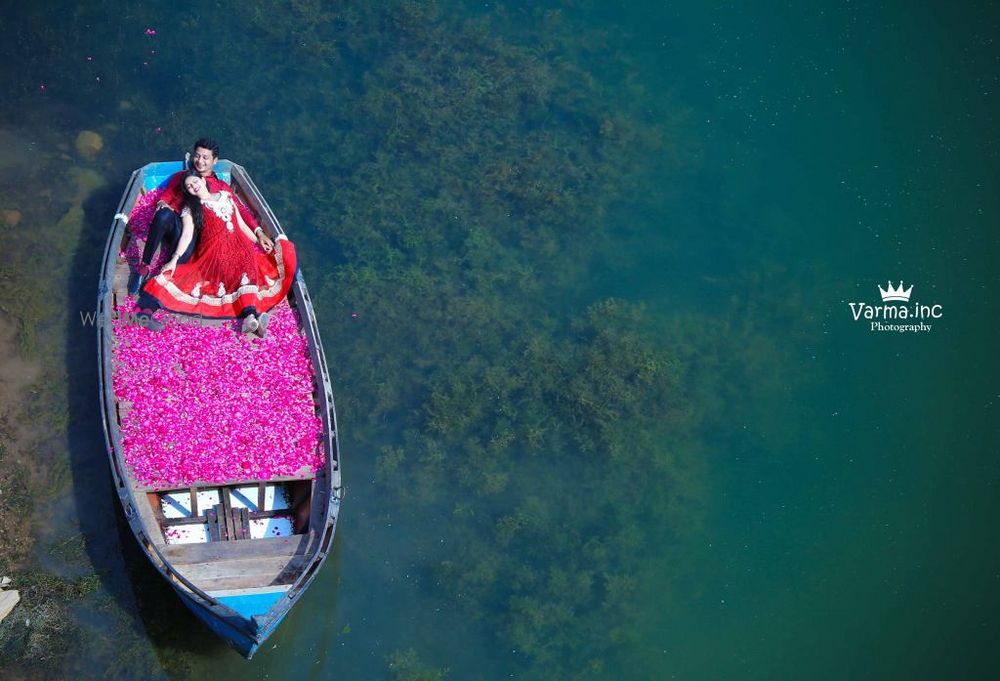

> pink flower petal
[112,300,325,485]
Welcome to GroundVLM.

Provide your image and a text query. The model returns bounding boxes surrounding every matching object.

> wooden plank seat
[161,507,292,527]
[163,534,310,564]
[171,554,309,591]
[156,484,305,536]
[207,504,251,541]
[163,534,312,591]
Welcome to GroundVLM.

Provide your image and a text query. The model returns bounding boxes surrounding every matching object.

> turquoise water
[0,1,997,679]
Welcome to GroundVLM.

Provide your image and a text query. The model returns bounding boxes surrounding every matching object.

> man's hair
[192,138,220,158]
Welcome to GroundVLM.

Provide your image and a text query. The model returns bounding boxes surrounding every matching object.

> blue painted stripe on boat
[216,591,286,620]
[178,593,258,658]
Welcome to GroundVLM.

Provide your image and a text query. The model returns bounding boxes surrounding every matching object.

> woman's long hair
[181,170,205,236]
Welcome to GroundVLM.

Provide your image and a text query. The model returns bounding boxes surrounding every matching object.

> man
[128,138,273,295]
[130,138,275,332]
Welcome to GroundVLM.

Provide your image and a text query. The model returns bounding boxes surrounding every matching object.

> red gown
[142,191,297,318]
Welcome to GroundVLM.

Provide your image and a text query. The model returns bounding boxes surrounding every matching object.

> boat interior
[106,160,331,606]
[149,480,312,545]
[138,478,316,600]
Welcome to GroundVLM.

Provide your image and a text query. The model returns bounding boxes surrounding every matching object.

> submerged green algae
[0,125,131,679]
[388,648,449,681]
[0,2,796,679]
[221,3,724,677]
[263,6,707,676]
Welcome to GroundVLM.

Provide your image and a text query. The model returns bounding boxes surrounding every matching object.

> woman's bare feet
[254,312,270,339]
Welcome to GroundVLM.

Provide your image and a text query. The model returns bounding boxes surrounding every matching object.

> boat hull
[174,586,290,658]
[97,159,343,657]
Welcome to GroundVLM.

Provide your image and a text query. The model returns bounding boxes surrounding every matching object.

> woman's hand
[161,256,179,279]
[256,229,275,253]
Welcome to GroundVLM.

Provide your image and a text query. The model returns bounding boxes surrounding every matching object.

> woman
[137,170,297,337]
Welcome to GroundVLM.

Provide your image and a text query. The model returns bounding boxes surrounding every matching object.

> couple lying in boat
[130,137,296,337]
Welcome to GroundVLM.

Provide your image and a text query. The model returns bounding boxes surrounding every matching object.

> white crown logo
[878,280,913,302]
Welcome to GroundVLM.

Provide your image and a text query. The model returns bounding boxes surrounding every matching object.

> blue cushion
[142,160,232,191]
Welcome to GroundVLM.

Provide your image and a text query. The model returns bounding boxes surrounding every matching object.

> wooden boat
[96,159,343,658]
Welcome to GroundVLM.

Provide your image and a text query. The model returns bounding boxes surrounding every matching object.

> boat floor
[110,234,323,592]
[164,533,311,591]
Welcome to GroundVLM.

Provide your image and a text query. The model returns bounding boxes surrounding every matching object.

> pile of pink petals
[121,188,170,272]
[112,299,325,487]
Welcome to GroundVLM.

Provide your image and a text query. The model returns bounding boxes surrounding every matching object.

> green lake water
[0,1,997,679]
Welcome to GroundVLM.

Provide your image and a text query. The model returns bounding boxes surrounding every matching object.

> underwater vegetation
[0,440,35,580]
[210,3,709,677]
[0,569,100,671]
[0,129,130,678]
[280,5,703,677]
[387,648,449,681]
[0,1,798,678]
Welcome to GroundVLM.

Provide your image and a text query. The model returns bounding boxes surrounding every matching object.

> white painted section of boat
[249,517,294,539]
[205,585,291,598]
[230,484,291,512]
[164,523,211,544]
[161,490,221,519]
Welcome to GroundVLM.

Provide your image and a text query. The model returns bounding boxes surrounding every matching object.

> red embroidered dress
[142,191,297,318]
